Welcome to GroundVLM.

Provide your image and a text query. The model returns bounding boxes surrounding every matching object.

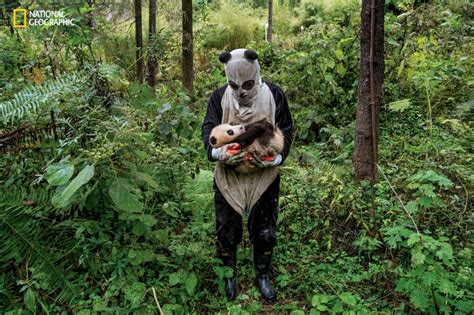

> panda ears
[244,50,258,61]
[218,50,258,63]
[218,51,232,63]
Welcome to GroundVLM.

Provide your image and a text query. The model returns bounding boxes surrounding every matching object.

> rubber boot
[254,248,276,302]
[219,249,238,301]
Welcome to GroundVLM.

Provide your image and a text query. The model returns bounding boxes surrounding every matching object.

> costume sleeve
[273,85,293,164]
[201,87,225,161]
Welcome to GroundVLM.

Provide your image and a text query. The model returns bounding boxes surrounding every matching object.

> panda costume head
[219,49,261,106]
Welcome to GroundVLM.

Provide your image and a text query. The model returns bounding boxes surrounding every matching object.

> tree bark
[147,0,157,87]
[182,0,193,94]
[352,0,384,182]
[134,0,144,83]
[267,0,273,42]
[86,0,94,28]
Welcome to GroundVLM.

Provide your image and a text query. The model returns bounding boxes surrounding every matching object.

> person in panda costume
[201,48,293,302]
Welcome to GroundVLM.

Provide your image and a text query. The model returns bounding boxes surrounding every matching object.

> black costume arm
[271,83,293,164]
[201,86,226,161]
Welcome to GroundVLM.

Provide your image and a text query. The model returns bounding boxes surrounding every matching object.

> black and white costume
[201,49,293,302]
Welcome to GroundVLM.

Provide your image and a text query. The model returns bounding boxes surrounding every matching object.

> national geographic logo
[12,8,27,28]
[12,8,75,28]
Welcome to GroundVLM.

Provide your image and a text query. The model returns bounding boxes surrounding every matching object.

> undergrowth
[0,0,472,314]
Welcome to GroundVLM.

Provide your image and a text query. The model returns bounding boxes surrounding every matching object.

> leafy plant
[0,73,85,124]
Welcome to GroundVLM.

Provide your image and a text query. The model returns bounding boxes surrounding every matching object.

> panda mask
[219,49,262,106]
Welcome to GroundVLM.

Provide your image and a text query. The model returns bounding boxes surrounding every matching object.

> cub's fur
[210,120,284,173]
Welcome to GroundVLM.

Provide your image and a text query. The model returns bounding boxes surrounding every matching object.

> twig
[151,287,164,315]
[453,174,468,216]
[378,165,420,234]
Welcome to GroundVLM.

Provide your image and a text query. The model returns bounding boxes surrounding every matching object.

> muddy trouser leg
[248,174,280,302]
[214,180,242,300]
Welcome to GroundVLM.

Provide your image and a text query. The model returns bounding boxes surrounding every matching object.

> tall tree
[267,0,273,42]
[147,0,157,87]
[134,0,144,83]
[86,0,94,28]
[182,0,193,94]
[352,0,384,182]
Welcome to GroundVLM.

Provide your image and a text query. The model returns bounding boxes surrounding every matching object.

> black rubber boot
[219,249,238,301]
[254,248,277,303]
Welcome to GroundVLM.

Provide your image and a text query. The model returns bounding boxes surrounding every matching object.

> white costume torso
[214,83,279,216]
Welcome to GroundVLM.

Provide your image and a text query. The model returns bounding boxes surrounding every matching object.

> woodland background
[0,0,473,314]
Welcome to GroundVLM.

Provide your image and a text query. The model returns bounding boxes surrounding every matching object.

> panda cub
[209,120,284,173]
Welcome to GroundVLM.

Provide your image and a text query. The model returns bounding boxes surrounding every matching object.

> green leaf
[324,74,333,82]
[24,288,36,312]
[108,179,143,213]
[326,58,335,69]
[290,311,305,315]
[0,73,82,124]
[407,233,421,246]
[162,202,179,218]
[405,201,418,214]
[317,304,329,312]
[418,196,434,208]
[137,214,158,227]
[93,299,108,311]
[410,289,430,310]
[397,59,405,77]
[336,63,346,76]
[421,271,436,286]
[185,273,198,295]
[454,300,474,312]
[163,304,184,314]
[387,99,410,112]
[411,251,426,265]
[124,282,145,308]
[339,292,357,306]
[169,272,181,286]
[134,172,159,189]
[128,249,155,266]
[311,294,330,307]
[131,221,148,236]
[45,161,74,186]
[436,243,454,264]
[332,302,344,313]
[52,165,94,208]
[222,266,234,278]
[387,38,399,46]
[418,184,436,197]
[433,175,453,187]
[439,278,456,295]
[213,266,223,279]
[335,49,344,60]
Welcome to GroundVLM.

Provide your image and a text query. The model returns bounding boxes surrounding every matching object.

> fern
[183,170,214,213]
[0,191,80,305]
[387,99,411,112]
[0,73,85,125]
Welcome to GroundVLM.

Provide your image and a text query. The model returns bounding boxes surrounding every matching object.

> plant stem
[425,81,432,138]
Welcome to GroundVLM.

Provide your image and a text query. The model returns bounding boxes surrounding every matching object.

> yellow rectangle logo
[13,8,27,28]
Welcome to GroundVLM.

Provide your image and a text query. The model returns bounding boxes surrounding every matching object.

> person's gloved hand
[249,152,282,168]
[212,143,246,165]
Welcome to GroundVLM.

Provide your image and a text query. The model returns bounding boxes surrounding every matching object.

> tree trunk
[134,0,144,83]
[147,0,157,87]
[267,0,273,42]
[352,0,384,182]
[86,0,94,28]
[182,0,193,94]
